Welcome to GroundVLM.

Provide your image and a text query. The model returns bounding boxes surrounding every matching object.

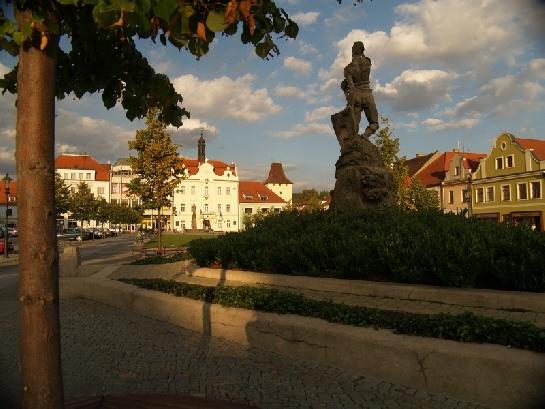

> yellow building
[472,133,545,230]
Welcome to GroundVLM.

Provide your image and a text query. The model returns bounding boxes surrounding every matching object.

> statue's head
[352,41,365,56]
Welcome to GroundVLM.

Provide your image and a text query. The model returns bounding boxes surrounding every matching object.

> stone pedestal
[330,108,394,210]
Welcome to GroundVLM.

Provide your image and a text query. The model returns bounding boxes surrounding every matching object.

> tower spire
[198,129,206,164]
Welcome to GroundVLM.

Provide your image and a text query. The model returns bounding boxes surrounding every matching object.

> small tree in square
[128,108,183,253]
[68,182,98,234]
[54,174,71,219]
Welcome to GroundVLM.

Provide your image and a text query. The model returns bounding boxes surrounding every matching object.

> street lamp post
[3,173,12,259]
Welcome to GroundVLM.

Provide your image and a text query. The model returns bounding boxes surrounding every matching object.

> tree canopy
[0,0,299,126]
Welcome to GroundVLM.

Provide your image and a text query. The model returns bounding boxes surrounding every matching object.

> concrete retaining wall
[188,267,545,313]
[60,276,545,409]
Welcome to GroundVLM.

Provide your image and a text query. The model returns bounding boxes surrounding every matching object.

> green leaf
[206,10,227,32]
[152,0,177,21]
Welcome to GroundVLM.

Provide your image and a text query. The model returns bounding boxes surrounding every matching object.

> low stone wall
[188,266,545,313]
[60,276,545,409]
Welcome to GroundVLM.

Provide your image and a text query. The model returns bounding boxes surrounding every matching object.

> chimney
[198,129,205,164]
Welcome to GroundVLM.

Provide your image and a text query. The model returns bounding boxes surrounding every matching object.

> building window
[204,204,208,212]
[86,172,91,179]
[505,155,514,168]
[180,203,185,212]
[475,188,484,203]
[218,204,221,213]
[181,220,186,229]
[180,186,185,194]
[175,221,179,227]
[448,190,454,204]
[191,186,195,195]
[217,220,222,229]
[518,183,528,200]
[454,166,460,176]
[227,220,231,228]
[245,208,252,214]
[495,157,503,170]
[233,221,236,226]
[217,187,221,195]
[64,173,68,179]
[501,185,511,201]
[131,200,139,207]
[97,187,104,195]
[531,181,541,199]
[204,186,208,196]
[71,172,76,179]
[111,199,118,204]
[226,187,230,195]
[226,204,231,213]
[486,186,494,202]
[79,173,83,180]
[71,186,76,193]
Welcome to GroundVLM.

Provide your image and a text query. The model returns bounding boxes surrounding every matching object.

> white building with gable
[171,133,240,232]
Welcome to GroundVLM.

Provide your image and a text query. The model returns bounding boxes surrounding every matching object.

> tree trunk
[15,8,64,409]
[158,207,163,255]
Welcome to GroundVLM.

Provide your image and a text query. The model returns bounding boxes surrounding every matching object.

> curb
[60,273,545,409]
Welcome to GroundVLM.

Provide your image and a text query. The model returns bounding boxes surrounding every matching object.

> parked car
[57,228,80,241]
[7,227,17,237]
[0,227,14,253]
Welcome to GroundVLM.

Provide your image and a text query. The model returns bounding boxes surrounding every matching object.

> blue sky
[2,0,545,191]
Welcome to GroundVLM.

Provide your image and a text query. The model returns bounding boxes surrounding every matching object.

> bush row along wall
[189,210,545,292]
[120,278,545,353]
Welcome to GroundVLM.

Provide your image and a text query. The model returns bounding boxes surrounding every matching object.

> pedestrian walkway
[173,274,545,328]
[0,296,490,409]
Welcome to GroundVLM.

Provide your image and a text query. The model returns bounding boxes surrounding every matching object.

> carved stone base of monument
[330,108,394,210]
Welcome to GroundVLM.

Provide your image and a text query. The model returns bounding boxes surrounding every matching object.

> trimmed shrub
[189,209,545,292]
[120,278,545,353]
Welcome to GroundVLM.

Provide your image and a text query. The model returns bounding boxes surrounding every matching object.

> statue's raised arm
[343,41,378,138]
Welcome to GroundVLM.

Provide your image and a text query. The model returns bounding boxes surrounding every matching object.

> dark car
[0,227,15,253]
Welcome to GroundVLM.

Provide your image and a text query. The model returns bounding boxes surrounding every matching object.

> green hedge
[189,209,545,292]
[119,278,545,353]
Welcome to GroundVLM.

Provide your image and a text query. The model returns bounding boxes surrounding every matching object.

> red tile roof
[416,151,486,187]
[514,137,545,161]
[239,181,285,204]
[0,180,16,205]
[264,163,292,184]
[405,153,436,177]
[55,154,111,181]
[180,159,237,177]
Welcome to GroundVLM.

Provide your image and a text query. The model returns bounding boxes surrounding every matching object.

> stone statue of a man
[343,41,378,138]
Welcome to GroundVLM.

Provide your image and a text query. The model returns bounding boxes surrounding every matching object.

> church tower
[198,129,206,164]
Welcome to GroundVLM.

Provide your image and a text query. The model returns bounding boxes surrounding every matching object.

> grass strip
[119,278,545,353]
[131,252,193,265]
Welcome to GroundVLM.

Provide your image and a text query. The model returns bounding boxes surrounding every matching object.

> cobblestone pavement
[1,292,491,409]
[177,275,545,328]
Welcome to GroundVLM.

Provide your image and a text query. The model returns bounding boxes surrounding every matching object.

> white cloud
[283,56,312,75]
[274,84,318,103]
[298,41,319,56]
[173,74,281,122]
[272,122,331,138]
[167,118,219,150]
[275,85,306,99]
[375,69,457,111]
[321,0,541,82]
[291,11,320,27]
[449,59,545,118]
[422,117,480,131]
[0,62,9,77]
[304,106,335,122]
[55,109,135,162]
